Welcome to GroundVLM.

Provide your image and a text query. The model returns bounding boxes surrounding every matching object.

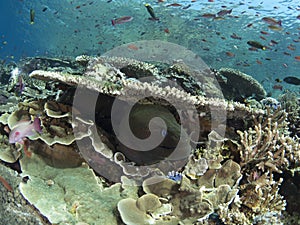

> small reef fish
[217,9,232,17]
[270,40,278,45]
[30,9,35,24]
[287,45,296,51]
[260,35,267,40]
[262,17,282,26]
[256,59,262,64]
[247,41,266,50]
[111,16,133,26]
[272,85,283,91]
[201,13,216,18]
[226,51,235,57]
[0,176,13,192]
[182,4,191,10]
[260,31,269,35]
[283,76,300,85]
[166,3,182,7]
[295,56,300,61]
[230,33,242,40]
[9,117,42,144]
[145,4,159,21]
[268,25,282,31]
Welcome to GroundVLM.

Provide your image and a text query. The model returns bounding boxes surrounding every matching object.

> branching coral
[237,108,299,176]
[229,107,300,223]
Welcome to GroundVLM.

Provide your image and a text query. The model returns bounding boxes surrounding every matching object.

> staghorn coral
[240,176,286,213]
[237,108,300,176]
[221,107,300,224]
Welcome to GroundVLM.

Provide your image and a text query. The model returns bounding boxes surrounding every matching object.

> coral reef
[0,56,298,225]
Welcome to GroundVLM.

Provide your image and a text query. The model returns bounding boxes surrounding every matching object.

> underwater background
[1,0,299,96]
[0,0,300,225]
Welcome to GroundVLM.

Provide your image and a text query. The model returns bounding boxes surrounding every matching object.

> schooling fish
[262,17,282,26]
[145,3,159,21]
[111,16,133,25]
[283,76,300,85]
[217,9,232,17]
[247,41,267,50]
[30,9,35,24]
[9,117,42,144]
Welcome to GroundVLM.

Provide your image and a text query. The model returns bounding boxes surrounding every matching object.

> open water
[0,0,299,96]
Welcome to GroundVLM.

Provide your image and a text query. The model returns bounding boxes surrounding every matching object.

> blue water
[0,0,299,96]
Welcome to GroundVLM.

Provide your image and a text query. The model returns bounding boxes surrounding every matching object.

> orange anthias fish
[111,16,133,26]
[0,176,13,192]
[226,51,235,57]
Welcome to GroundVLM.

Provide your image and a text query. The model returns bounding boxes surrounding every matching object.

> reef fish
[262,17,282,26]
[111,16,133,26]
[9,117,42,144]
[247,41,266,50]
[217,9,232,17]
[145,3,159,20]
[166,3,182,7]
[283,76,300,85]
[30,9,35,24]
